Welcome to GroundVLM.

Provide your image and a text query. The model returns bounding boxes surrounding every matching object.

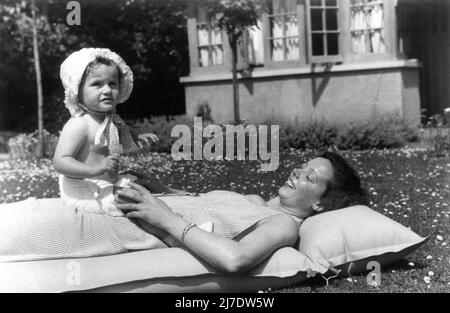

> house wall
[182,60,421,125]
[397,0,450,117]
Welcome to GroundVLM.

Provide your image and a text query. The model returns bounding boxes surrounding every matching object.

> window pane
[212,46,224,65]
[286,37,300,60]
[211,28,222,45]
[286,14,299,36]
[312,33,324,55]
[350,2,384,54]
[269,0,300,62]
[326,9,338,30]
[271,39,285,61]
[327,34,339,55]
[199,48,209,67]
[197,25,209,46]
[310,0,322,7]
[370,30,386,53]
[311,9,323,31]
[271,16,284,38]
[326,0,337,6]
[369,4,383,28]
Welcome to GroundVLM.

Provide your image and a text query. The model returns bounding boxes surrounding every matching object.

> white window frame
[262,0,307,68]
[306,0,344,64]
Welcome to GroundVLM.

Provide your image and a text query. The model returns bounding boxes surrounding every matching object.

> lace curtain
[270,0,300,61]
[350,0,385,54]
[248,20,265,65]
[197,25,224,67]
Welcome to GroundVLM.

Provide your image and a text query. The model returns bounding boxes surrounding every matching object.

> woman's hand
[115,182,176,229]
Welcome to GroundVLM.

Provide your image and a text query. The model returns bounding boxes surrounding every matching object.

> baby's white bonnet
[60,48,133,116]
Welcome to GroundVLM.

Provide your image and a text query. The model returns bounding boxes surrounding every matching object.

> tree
[58,0,189,117]
[0,0,189,134]
[0,0,69,133]
[31,0,44,158]
[209,0,265,123]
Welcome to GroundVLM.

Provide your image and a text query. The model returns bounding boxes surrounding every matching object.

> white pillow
[297,205,429,275]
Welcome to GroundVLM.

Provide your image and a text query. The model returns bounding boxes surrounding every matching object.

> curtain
[197,25,224,67]
[350,2,385,54]
[270,0,300,61]
[211,27,223,66]
[197,25,210,66]
[286,14,299,60]
[248,20,264,64]
[271,16,284,61]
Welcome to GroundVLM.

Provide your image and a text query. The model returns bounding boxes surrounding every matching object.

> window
[268,0,301,62]
[307,0,341,62]
[350,0,385,54]
[189,0,397,71]
[196,6,224,67]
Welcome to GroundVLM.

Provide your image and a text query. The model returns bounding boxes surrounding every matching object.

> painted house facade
[180,0,450,125]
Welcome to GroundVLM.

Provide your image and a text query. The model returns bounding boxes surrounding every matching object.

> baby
[54,48,158,216]
[54,48,213,239]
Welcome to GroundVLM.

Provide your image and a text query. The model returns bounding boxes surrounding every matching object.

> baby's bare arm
[53,118,103,178]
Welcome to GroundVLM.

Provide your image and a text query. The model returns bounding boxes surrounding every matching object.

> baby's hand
[92,156,119,176]
[137,132,159,147]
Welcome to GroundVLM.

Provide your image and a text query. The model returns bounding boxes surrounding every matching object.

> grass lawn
[0,148,449,292]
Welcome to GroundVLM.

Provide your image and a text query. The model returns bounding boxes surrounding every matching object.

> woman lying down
[0,152,368,274]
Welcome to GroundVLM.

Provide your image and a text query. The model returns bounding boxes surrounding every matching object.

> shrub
[126,113,419,154]
[0,131,19,154]
[130,115,195,153]
[8,130,59,160]
[129,116,279,157]
[419,111,450,157]
[432,128,450,157]
[335,115,418,150]
[43,94,71,133]
[445,108,450,126]
[195,101,213,122]
[425,113,446,128]
[279,119,337,150]
[277,114,418,151]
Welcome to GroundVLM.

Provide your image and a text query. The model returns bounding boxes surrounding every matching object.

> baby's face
[79,64,120,112]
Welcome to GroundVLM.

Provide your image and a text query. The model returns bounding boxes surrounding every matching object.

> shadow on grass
[284,258,428,292]
[383,258,428,271]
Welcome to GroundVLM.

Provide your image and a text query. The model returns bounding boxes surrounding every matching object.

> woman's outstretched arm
[115,183,299,274]
[162,212,298,273]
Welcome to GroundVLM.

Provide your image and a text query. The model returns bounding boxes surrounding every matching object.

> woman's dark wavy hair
[317,151,369,213]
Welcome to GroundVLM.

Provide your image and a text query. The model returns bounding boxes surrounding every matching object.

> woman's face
[278,157,334,214]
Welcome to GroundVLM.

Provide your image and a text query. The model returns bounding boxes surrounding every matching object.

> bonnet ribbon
[78,103,139,156]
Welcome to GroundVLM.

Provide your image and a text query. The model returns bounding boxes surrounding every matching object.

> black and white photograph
[0,0,449,298]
